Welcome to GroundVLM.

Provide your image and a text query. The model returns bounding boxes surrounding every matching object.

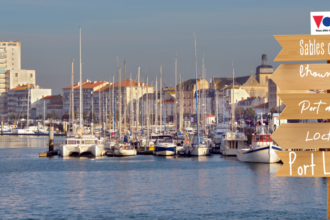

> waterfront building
[0,41,36,115]
[7,84,51,117]
[32,95,63,119]
[175,78,209,116]
[95,80,153,122]
[62,79,109,118]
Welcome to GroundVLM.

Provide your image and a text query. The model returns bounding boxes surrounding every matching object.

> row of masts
[67,28,210,137]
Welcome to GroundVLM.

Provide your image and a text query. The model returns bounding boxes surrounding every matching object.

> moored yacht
[59,134,106,157]
[221,132,248,156]
[154,135,176,156]
[186,137,211,156]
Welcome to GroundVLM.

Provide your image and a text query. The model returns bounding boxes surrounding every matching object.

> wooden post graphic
[273,33,330,219]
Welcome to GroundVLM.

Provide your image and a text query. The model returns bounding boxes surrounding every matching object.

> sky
[1,0,329,94]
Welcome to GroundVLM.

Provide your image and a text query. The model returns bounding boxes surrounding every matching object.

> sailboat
[220,62,248,156]
[113,66,136,156]
[185,35,211,156]
[59,27,106,157]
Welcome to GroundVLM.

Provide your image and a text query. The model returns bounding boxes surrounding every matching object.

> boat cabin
[251,134,273,148]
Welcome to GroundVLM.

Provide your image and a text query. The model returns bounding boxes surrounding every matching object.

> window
[12,63,14,65]
[12,58,14,60]
[189,100,191,106]
[15,73,18,77]
[30,74,33,78]
[12,53,14,55]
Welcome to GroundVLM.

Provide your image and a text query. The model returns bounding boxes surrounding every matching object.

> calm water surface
[0,136,327,219]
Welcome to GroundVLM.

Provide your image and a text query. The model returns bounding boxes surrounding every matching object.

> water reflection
[0,136,327,219]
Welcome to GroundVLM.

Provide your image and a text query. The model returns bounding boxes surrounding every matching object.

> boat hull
[114,148,137,156]
[59,144,105,157]
[186,147,210,156]
[237,146,282,163]
[154,146,176,156]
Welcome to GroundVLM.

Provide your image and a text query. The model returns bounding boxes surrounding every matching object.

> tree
[62,113,69,120]
[235,106,245,121]
[54,113,61,119]
[83,111,87,119]
[245,107,256,119]
[89,112,96,120]
[46,113,53,119]
[9,114,16,120]
[270,107,277,117]
[38,114,43,119]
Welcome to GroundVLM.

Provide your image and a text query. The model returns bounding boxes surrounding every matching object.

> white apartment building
[0,41,36,115]
[7,84,51,117]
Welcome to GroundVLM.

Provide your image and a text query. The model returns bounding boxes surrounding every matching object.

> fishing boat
[237,117,282,163]
[154,135,176,156]
[237,133,282,163]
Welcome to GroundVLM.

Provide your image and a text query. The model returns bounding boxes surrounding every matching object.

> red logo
[313,16,324,28]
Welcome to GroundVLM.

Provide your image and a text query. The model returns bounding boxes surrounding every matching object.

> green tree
[9,114,16,120]
[62,113,69,120]
[38,114,43,119]
[245,107,256,119]
[235,106,245,121]
[46,113,53,119]
[270,107,277,117]
[89,112,96,120]
[54,113,61,119]
[83,111,87,119]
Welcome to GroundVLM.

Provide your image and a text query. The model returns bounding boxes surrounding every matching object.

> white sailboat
[185,35,210,156]
[59,27,106,157]
[113,66,136,156]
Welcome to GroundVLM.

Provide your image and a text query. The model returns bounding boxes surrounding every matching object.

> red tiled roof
[63,81,107,89]
[9,84,34,91]
[94,80,153,92]
[205,114,215,117]
[42,95,59,100]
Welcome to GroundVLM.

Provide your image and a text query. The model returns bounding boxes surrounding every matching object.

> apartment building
[62,79,109,117]
[0,41,36,115]
[7,84,51,117]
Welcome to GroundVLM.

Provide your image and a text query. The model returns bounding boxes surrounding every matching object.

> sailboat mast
[179,76,183,133]
[159,65,162,131]
[27,83,29,127]
[79,26,83,128]
[194,35,199,143]
[137,67,140,132]
[71,59,74,130]
[202,56,205,131]
[232,62,235,132]
[118,67,122,141]
[112,75,115,136]
[130,73,133,133]
[124,60,127,130]
[174,57,177,133]
[155,77,158,131]
[146,74,149,139]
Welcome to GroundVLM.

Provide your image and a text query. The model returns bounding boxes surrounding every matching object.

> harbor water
[0,136,327,219]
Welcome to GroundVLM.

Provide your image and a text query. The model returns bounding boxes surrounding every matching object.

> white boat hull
[114,148,137,156]
[59,144,105,157]
[186,147,210,156]
[237,146,282,163]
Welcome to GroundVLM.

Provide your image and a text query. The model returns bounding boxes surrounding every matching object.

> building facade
[7,84,51,118]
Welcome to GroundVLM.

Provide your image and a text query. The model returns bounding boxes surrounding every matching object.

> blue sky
[1,0,328,94]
